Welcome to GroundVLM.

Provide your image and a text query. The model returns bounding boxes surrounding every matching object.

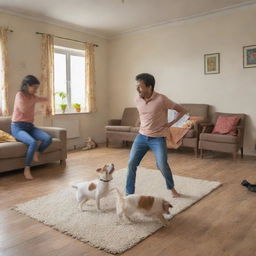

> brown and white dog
[72,163,115,211]
[114,188,173,226]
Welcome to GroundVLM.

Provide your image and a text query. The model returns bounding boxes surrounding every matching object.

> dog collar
[100,178,113,182]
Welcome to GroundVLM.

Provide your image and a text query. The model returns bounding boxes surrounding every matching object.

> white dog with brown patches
[114,188,173,226]
[72,163,115,211]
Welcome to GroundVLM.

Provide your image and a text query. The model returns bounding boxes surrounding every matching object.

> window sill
[54,111,90,116]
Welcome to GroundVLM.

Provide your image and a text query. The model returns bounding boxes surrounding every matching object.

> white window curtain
[84,43,96,112]
[0,27,9,116]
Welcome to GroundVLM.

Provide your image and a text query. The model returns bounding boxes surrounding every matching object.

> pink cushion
[212,116,240,136]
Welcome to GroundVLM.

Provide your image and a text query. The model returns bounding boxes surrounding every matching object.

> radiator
[52,117,80,139]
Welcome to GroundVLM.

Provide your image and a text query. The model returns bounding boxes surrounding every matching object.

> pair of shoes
[241,180,256,192]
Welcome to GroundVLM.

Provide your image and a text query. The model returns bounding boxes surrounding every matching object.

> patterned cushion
[0,130,16,143]
[212,116,240,136]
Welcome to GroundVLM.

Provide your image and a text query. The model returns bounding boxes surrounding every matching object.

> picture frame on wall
[204,53,220,74]
[243,45,256,68]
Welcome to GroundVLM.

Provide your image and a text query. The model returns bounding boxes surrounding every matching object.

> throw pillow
[0,130,16,142]
[212,116,240,136]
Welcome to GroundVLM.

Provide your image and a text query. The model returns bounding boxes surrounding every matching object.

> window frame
[54,46,85,113]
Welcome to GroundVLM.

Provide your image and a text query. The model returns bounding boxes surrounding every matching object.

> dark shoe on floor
[248,185,256,192]
[241,180,256,192]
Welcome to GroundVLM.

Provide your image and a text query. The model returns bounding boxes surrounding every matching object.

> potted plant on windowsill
[55,91,67,113]
[72,103,81,112]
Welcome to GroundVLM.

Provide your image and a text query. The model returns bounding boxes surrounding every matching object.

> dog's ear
[109,165,115,174]
[109,168,115,174]
[96,168,102,173]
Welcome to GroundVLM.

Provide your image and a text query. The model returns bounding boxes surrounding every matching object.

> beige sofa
[199,112,246,160]
[178,104,209,156]
[0,117,67,173]
[105,108,140,147]
[105,104,209,156]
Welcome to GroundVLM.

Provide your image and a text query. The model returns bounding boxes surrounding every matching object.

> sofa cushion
[105,126,131,132]
[212,115,240,136]
[0,117,12,133]
[121,108,139,126]
[0,138,62,159]
[44,138,62,153]
[200,133,239,144]
[130,127,139,133]
[181,104,209,120]
[184,129,195,138]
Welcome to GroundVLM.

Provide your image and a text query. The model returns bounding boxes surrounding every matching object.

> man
[126,73,187,197]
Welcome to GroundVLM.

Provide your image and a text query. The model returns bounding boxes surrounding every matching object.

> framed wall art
[204,53,220,74]
[243,45,256,68]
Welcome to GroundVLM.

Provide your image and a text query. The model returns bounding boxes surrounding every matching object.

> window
[54,46,86,113]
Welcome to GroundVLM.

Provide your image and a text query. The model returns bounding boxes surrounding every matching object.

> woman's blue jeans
[126,134,175,194]
[11,122,52,166]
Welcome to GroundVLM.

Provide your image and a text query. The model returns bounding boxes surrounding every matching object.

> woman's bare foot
[33,152,40,162]
[171,188,180,198]
[24,167,34,180]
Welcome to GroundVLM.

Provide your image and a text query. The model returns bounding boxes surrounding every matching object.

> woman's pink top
[12,92,47,123]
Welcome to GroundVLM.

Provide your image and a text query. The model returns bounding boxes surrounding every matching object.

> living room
[0,0,256,255]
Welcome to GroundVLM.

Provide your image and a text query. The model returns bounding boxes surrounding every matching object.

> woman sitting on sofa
[11,75,52,180]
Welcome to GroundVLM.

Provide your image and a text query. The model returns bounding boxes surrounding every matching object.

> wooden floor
[0,145,256,256]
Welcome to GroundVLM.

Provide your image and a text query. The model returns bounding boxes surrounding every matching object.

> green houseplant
[55,91,67,113]
[72,103,81,112]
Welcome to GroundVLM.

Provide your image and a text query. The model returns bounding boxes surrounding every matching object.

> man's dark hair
[136,73,155,91]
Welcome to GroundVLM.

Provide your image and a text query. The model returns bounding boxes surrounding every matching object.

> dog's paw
[164,214,173,221]
[115,221,123,226]
[123,219,133,225]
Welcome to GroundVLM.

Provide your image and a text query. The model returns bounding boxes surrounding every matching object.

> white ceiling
[0,0,255,38]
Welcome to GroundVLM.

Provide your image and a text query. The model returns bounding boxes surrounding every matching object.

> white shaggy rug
[13,168,221,254]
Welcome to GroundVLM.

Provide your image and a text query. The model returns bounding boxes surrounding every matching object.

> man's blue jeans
[126,134,174,194]
[11,122,52,166]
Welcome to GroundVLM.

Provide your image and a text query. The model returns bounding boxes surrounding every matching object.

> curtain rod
[35,32,99,47]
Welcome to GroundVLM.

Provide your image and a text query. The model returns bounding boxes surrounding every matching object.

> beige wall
[108,7,256,155]
[0,12,108,149]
